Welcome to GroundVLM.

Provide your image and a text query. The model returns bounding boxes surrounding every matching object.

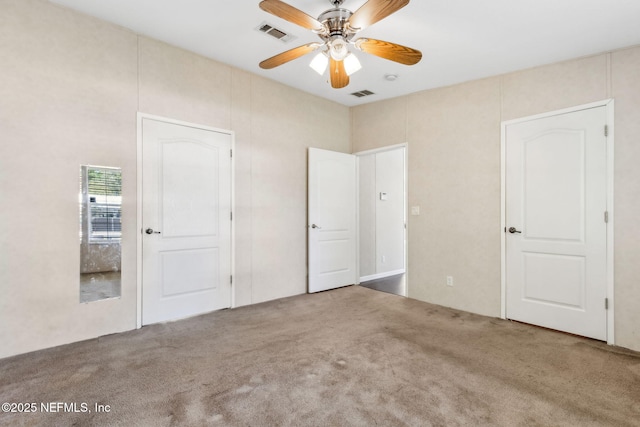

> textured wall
[0,0,350,358]
[374,148,406,274]
[0,0,139,359]
[610,47,640,350]
[352,49,640,352]
[358,154,376,277]
[406,78,502,317]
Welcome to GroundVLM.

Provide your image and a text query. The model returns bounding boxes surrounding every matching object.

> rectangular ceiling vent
[351,90,375,98]
[256,22,297,43]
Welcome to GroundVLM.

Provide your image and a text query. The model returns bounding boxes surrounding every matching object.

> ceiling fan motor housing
[317,8,354,41]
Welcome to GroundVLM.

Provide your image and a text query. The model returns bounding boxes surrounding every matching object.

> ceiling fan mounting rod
[331,0,345,6]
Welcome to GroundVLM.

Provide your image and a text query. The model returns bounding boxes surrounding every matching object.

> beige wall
[610,48,640,351]
[352,48,640,352]
[358,154,377,277]
[0,0,350,358]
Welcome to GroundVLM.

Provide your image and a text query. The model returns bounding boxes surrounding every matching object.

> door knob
[508,227,522,234]
[145,228,161,235]
[310,224,322,229]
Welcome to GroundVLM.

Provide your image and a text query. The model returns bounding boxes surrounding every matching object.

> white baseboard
[359,269,405,283]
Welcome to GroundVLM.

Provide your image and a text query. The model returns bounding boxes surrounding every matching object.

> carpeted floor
[1,286,639,426]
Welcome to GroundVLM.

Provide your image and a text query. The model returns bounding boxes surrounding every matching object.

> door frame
[136,113,235,329]
[354,143,409,291]
[500,100,615,344]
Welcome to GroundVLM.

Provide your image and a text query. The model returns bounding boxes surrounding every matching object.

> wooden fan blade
[330,58,349,89]
[348,0,409,31]
[259,0,324,31]
[259,43,321,69]
[355,38,422,65]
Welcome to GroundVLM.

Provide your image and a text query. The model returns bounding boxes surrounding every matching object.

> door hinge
[604,211,609,223]
[230,149,233,158]
[230,275,233,284]
[230,212,233,221]
[605,298,609,310]
[604,125,609,137]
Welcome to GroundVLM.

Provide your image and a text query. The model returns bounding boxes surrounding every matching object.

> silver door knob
[311,224,322,229]
[145,228,161,235]
[508,227,521,234]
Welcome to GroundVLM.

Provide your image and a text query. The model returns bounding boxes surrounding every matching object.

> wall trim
[136,113,236,329]
[500,99,615,345]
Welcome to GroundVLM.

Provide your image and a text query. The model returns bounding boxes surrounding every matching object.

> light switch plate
[411,206,420,215]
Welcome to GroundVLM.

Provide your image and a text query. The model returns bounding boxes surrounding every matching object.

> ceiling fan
[258,0,422,89]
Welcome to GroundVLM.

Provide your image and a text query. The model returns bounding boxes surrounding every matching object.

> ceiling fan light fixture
[344,53,362,76]
[309,52,329,75]
[328,38,349,61]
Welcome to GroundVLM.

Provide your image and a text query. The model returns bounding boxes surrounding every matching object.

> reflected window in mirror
[79,165,122,303]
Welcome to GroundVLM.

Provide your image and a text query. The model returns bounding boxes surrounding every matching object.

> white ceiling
[49,0,640,107]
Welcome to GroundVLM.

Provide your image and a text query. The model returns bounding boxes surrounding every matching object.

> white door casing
[308,148,357,293]
[140,116,232,325]
[504,105,610,341]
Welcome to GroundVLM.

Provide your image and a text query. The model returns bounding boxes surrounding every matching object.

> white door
[505,106,608,340]
[308,148,357,293]
[141,117,231,325]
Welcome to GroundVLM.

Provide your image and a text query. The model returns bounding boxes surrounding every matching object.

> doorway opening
[356,144,407,297]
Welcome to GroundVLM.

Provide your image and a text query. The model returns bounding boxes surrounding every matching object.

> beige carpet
[1,286,639,426]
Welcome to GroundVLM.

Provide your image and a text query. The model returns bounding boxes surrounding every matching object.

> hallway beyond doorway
[359,273,406,297]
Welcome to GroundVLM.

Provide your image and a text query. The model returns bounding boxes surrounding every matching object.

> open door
[308,148,357,293]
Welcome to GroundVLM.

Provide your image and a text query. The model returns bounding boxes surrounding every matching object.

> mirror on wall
[79,165,122,303]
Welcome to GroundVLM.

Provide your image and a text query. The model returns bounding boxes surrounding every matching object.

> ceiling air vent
[350,90,375,98]
[256,22,297,43]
